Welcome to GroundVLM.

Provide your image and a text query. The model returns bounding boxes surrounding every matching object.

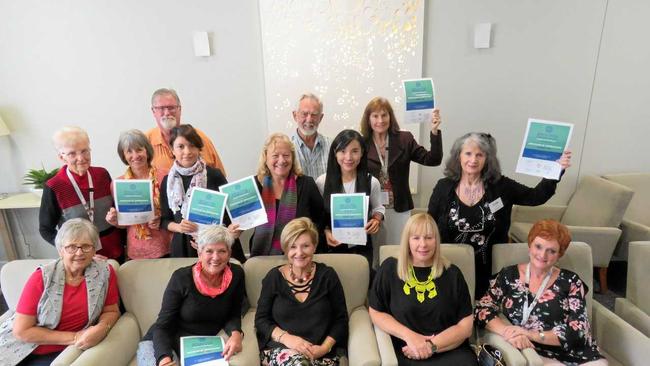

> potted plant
[23,165,59,196]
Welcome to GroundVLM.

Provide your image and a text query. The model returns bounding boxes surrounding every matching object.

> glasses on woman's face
[63,244,94,254]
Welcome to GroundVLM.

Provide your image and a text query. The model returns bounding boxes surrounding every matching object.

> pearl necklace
[289,263,314,284]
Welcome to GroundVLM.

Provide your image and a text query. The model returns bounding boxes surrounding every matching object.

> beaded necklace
[403,265,437,303]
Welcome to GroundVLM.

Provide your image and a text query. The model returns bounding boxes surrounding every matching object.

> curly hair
[444,132,502,183]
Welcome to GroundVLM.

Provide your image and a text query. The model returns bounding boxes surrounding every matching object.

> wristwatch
[539,331,546,341]
[425,339,437,353]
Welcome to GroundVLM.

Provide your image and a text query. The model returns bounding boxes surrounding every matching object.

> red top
[16,265,119,354]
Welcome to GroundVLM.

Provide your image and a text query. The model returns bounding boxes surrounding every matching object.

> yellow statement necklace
[403,265,437,303]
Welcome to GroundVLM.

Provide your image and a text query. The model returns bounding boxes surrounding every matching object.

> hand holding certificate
[113,179,154,225]
[184,187,227,231]
[402,78,435,124]
[331,193,368,245]
[219,176,268,231]
[516,118,573,180]
[180,336,228,366]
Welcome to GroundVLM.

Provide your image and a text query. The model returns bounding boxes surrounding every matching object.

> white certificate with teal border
[113,179,154,225]
[180,335,227,366]
[184,187,227,230]
[402,78,435,124]
[516,118,573,180]
[331,193,368,245]
[219,175,268,230]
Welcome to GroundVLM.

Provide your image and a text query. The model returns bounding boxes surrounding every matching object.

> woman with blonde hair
[248,133,324,257]
[369,213,476,365]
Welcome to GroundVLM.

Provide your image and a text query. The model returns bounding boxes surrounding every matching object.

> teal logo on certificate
[180,336,227,366]
[186,187,227,226]
[403,78,435,124]
[113,179,154,225]
[331,193,368,245]
[516,118,573,180]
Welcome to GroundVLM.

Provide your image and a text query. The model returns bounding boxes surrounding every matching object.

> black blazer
[367,130,443,212]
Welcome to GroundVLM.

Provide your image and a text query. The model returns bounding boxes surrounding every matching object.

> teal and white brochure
[402,78,435,124]
[113,179,154,225]
[516,118,573,180]
[219,175,268,230]
[180,335,227,366]
[185,187,227,230]
[331,193,368,245]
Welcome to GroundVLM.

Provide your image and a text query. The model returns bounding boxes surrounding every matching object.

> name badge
[380,191,390,206]
[488,197,504,214]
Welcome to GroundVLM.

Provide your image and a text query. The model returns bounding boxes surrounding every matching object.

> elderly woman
[138,224,245,366]
[105,129,172,259]
[369,213,476,365]
[255,217,348,365]
[0,218,119,365]
[315,129,384,266]
[427,132,572,297]
[159,124,246,262]
[249,133,324,257]
[360,97,443,247]
[39,126,123,260]
[475,220,607,365]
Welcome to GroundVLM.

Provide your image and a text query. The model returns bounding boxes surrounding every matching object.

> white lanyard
[66,167,95,223]
[521,263,553,325]
[373,136,389,175]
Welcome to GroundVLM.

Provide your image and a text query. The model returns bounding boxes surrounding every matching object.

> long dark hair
[323,129,372,212]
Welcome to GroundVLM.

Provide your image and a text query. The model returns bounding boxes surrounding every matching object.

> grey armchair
[491,242,650,366]
[615,241,650,337]
[509,175,633,293]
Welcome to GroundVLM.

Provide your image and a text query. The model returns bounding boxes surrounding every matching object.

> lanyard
[66,167,95,223]
[373,136,389,175]
[521,263,553,325]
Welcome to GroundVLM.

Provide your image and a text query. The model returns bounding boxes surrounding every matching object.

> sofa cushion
[561,176,633,227]
[603,173,650,226]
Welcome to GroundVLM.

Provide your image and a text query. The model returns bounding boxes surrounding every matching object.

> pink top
[16,266,119,354]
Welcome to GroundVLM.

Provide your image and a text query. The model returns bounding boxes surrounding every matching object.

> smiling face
[123,146,149,171]
[287,233,316,271]
[335,139,362,176]
[459,141,486,177]
[58,139,92,176]
[293,98,323,137]
[152,93,181,132]
[266,141,293,179]
[59,237,95,275]
[528,236,561,272]
[199,242,230,277]
[369,109,391,135]
[408,229,437,267]
[172,136,200,168]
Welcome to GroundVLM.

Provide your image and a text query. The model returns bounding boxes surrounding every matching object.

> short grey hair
[54,218,100,251]
[295,93,323,114]
[151,88,181,106]
[197,225,234,253]
[117,129,154,166]
[444,132,502,183]
[52,126,90,151]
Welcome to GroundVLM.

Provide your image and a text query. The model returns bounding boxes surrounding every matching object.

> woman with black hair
[315,129,385,266]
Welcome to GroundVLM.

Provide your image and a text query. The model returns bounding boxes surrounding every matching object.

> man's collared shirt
[145,126,226,176]
[291,129,331,179]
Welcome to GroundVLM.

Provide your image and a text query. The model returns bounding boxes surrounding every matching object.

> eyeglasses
[296,111,321,120]
[62,244,94,254]
[153,105,180,112]
[60,148,91,159]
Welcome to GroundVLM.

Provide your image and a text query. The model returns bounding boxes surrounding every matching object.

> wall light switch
[193,31,210,57]
[474,23,492,49]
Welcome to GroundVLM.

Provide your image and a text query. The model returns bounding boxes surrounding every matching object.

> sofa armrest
[565,226,622,267]
[373,324,397,366]
[511,205,566,223]
[71,312,140,366]
[592,301,650,365]
[229,310,260,366]
[52,345,83,366]
[349,307,380,366]
[480,331,529,366]
[615,298,650,338]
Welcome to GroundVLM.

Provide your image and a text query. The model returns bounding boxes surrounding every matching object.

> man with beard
[146,88,226,175]
[289,93,331,178]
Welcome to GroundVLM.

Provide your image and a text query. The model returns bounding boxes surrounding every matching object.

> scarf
[124,166,161,240]
[192,261,233,298]
[166,158,207,217]
[251,174,298,256]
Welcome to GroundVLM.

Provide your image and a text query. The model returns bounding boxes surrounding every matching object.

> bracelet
[276,330,287,342]
[539,331,545,341]
[73,332,78,344]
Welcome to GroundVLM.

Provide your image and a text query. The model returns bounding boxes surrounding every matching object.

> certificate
[331,193,368,245]
[180,335,228,366]
[184,187,227,230]
[113,179,154,225]
[219,176,268,230]
[516,118,573,180]
[402,78,435,124]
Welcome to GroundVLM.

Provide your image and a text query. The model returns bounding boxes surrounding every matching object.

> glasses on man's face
[296,110,321,120]
[153,105,180,113]
[60,148,91,160]
[63,244,94,254]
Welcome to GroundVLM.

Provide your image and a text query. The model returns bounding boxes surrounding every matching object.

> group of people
[2,87,608,365]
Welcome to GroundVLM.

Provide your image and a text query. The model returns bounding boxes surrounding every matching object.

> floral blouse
[475,265,604,365]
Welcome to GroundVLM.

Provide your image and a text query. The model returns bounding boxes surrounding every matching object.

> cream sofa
[602,173,650,260]
[491,242,650,366]
[373,244,528,366]
[240,253,381,366]
[615,241,650,337]
[509,175,634,293]
[0,259,119,366]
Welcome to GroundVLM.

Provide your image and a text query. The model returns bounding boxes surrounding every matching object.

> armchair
[240,253,381,366]
[509,175,634,293]
[615,241,650,337]
[491,242,650,366]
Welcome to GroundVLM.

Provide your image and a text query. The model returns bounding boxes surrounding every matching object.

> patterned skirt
[261,347,339,366]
